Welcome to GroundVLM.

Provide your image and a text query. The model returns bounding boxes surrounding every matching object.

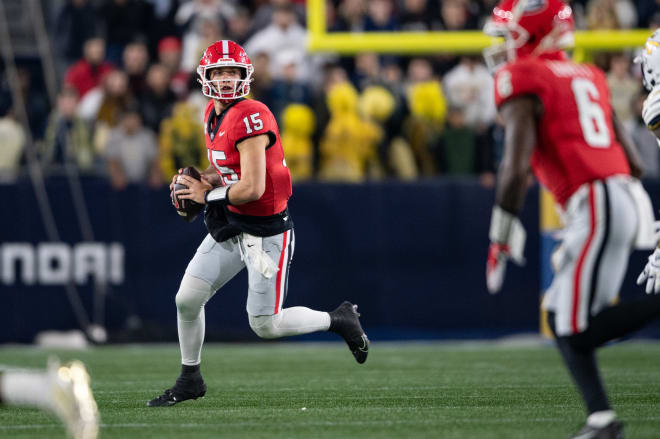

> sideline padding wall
[3,177,654,343]
[1,177,538,342]
[7,178,660,342]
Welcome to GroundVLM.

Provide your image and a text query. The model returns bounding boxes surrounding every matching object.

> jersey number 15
[209,150,238,185]
[243,113,263,134]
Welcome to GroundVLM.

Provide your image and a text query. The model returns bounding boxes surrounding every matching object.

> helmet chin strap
[214,89,240,104]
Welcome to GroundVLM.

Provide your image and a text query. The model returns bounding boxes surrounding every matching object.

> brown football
[172,167,204,222]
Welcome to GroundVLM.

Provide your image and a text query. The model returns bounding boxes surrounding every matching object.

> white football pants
[543,177,638,336]
[175,230,330,365]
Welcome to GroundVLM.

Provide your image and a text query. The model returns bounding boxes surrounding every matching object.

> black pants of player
[548,293,660,414]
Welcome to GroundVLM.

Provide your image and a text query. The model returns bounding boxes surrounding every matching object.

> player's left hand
[637,247,660,294]
[175,174,213,204]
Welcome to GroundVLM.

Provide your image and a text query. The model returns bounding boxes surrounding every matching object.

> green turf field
[0,341,659,438]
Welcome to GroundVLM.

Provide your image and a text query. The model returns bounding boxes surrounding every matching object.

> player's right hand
[486,243,510,294]
[170,169,183,206]
[169,169,182,191]
[486,206,527,294]
[637,247,660,294]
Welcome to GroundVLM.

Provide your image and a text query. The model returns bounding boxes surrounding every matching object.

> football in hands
[172,167,204,222]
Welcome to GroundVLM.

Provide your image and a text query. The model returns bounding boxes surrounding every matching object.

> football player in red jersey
[147,40,369,407]
[483,1,660,437]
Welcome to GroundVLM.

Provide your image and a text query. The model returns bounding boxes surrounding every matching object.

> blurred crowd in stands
[1,0,660,188]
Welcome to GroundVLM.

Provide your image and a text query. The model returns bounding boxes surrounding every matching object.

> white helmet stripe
[222,40,229,56]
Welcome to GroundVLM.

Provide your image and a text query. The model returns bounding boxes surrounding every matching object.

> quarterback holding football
[148,40,369,407]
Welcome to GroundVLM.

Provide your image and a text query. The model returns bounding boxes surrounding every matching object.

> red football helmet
[197,40,254,100]
[483,0,574,72]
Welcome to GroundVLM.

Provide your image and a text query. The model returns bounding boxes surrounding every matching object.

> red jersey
[64,60,114,97]
[204,99,292,216]
[493,53,630,206]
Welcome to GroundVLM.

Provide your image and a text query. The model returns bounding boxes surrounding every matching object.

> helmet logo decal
[524,0,546,13]
[512,0,546,20]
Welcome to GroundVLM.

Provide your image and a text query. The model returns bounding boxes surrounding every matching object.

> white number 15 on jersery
[209,150,239,185]
[243,113,263,134]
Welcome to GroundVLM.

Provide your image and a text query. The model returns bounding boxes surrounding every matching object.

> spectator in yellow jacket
[280,103,315,181]
[159,102,207,181]
[403,80,447,175]
[319,82,382,182]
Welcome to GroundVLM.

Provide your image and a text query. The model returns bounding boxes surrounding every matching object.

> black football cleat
[329,301,369,364]
[147,376,207,407]
[570,420,624,439]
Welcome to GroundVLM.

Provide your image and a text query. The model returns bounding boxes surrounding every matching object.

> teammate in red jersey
[484,1,660,437]
[147,40,369,407]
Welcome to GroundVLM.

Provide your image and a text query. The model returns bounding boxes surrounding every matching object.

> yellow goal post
[306,0,650,56]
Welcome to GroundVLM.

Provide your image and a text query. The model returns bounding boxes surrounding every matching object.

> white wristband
[205,185,231,205]
[489,205,526,265]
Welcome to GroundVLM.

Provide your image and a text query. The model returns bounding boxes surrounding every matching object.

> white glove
[642,85,660,130]
[486,206,526,294]
[637,247,660,294]
[486,243,510,294]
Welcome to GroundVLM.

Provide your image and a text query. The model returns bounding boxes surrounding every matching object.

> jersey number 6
[571,78,611,148]
[243,113,263,134]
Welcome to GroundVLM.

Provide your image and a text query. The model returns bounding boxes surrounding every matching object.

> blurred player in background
[147,40,369,407]
[0,359,98,439]
[637,29,660,143]
[635,30,660,294]
[483,0,660,437]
